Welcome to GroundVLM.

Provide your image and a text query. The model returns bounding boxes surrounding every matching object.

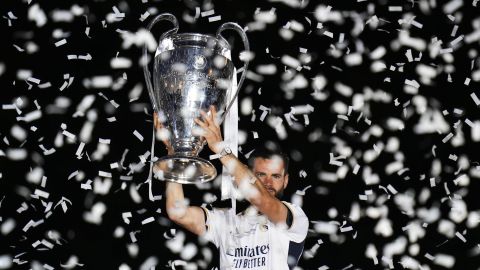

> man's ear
[283,174,289,189]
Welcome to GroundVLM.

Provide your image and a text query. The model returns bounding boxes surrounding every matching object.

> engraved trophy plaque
[143,13,249,184]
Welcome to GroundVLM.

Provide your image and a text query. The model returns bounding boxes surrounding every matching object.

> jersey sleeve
[282,202,309,243]
[201,206,227,247]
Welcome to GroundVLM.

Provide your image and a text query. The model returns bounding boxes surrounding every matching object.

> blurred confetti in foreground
[1,0,480,269]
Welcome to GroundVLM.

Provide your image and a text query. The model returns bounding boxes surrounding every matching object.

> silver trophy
[143,13,249,184]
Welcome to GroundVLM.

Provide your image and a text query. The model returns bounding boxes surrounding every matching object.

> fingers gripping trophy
[143,13,250,184]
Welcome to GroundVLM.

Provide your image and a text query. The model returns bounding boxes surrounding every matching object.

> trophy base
[153,155,217,184]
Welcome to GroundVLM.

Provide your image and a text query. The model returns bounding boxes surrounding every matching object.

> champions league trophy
[143,13,249,184]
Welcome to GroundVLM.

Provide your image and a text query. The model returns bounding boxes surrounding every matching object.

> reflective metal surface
[143,13,249,183]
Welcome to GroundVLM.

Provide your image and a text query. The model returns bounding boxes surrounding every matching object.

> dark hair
[247,148,290,174]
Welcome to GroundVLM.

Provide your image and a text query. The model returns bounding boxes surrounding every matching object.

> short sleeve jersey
[203,202,309,270]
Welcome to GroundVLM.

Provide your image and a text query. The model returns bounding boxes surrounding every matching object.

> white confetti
[99,138,111,144]
[16,110,42,122]
[208,15,221,22]
[62,130,76,140]
[80,180,92,190]
[442,133,454,143]
[455,231,467,242]
[405,79,420,88]
[122,212,132,224]
[6,149,27,160]
[388,6,403,11]
[470,92,480,105]
[433,254,455,268]
[281,55,300,68]
[258,105,271,121]
[1,219,15,235]
[54,39,67,47]
[180,243,198,260]
[450,35,464,46]
[7,11,18,19]
[443,0,464,13]
[68,170,79,180]
[27,77,41,84]
[201,10,215,17]
[133,130,144,142]
[111,57,132,69]
[75,142,85,156]
[141,217,155,225]
[98,171,112,178]
[139,11,150,22]
[387,184,398,195]
[83,202,106,225]
[0,255,12,269]
[33,189,49,199]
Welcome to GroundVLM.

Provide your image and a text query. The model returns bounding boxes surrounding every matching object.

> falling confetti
[1,0,480,269]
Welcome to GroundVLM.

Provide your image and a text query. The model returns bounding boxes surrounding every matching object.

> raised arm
[154,112,207,236]
[164,181,207,236]
[194,107,289,225]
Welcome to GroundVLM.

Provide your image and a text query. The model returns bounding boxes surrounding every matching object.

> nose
[262,176,273,187]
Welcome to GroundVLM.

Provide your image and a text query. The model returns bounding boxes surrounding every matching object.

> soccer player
[157,106,309,269]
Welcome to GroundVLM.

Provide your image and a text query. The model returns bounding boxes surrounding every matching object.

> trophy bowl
[143,13,249,184]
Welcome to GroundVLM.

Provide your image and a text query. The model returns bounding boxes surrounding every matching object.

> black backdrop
[1,0,480,269]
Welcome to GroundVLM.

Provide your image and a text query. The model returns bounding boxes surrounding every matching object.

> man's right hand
[194,106,224,154]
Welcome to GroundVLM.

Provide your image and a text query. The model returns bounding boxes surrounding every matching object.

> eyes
[255,172,283,180]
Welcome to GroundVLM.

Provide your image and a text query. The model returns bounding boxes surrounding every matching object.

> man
[156,106,309,270]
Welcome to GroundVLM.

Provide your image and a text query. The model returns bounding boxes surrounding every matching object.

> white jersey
[203,202,309,270]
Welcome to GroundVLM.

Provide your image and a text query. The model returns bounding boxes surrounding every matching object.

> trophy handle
[143,13,179,111]
[216,22,250,122]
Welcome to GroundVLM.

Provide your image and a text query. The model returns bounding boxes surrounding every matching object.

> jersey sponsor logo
[226,244,269,269]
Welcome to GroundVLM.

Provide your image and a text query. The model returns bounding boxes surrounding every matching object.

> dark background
[1,0,480,269]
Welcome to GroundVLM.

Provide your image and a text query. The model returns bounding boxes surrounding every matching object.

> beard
[266,186,284,199]
[275,188,284,199]
[264,185,285,199]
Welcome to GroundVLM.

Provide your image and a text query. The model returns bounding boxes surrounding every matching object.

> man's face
[252,156,289,198]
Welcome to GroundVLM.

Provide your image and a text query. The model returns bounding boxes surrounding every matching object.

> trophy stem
[153,155,217,184]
